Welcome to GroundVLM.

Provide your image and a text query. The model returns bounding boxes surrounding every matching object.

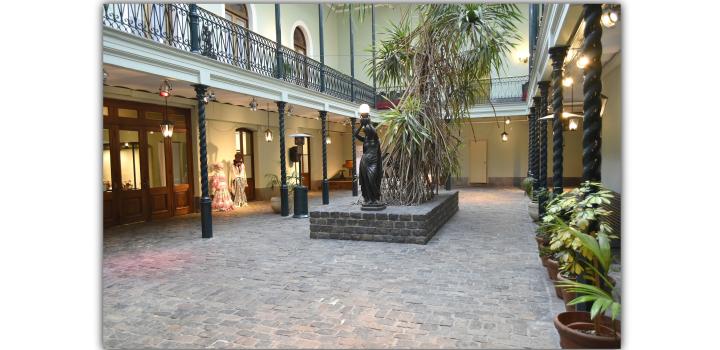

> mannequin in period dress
[231,153,249,207]
[353,115,385,210]
[211,162,234,211]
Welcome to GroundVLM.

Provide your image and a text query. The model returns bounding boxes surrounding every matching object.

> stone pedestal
[309,190,459,244]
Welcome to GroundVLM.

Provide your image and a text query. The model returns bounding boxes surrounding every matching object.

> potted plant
[552,182,620,349]
[525,178,539,221]
[541,188,581,298]
[266,170,299,214]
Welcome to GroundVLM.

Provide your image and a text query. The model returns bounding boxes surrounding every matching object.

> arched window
[293,27,307,55]
[225,4,248,28]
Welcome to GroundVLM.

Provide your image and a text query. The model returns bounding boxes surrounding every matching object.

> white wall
[601,54,622,193]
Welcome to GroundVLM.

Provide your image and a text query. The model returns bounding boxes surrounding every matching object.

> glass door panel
[147,130,171,218]
[103,129,113,192]
[117,129,146,223]
[119,130,141,190]
[171,131,191,214]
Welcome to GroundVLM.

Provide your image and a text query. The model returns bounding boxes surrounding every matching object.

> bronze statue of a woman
[354,114,385,211]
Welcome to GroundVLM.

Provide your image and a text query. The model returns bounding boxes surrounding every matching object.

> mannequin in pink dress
[210,162,234,211]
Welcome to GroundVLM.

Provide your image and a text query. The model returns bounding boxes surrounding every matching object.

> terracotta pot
[535,236,546,251]
[540,255,549,267]
[553,311,621,349]
[556,272,576,312]
[546,258,559,282]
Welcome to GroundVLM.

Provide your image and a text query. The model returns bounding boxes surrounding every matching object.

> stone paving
[103,188,565,349]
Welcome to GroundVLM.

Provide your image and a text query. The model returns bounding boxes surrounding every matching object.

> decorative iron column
[320,111,329,205]
[528,105,536,179]
[582,4,603,183]
[277,101,289,216]
[350,117,358,196]
[349,4,355,101]
[193,84,212,238]
[532,96,542,194]
[318,4,325,92]
[549,46,568,194]
[189,4,200,53]
[538,81,550,215]
[274,4,283,79]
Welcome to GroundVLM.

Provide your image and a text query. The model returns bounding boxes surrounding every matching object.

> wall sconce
[517,51,530,64]
[501,131,509,142]
[505,117,511,125]
[601,5,620,28]
[103,69,108,83]
[562,77,574,87]
[202,90,216,104]
[287,104,295,115]
[249,97,258,111]
[325,135,332,145]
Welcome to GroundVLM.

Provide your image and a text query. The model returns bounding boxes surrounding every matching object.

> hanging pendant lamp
[264,103,273,142]
[159,80,174,138]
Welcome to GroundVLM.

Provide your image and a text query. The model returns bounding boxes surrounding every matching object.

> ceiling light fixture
[601,4,620,28]
[249,98,258,111]
[159,80,174,138]
[264,103,273,142]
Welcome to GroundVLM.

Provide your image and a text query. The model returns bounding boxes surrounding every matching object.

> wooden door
[170,130,194,213]
[103,127,117,226]
[115,128,149,224]
[469,140,488,184]
[146,129,172,219]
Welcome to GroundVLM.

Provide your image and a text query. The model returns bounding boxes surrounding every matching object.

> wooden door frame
[236,127,256,201]
[103,98,194,225]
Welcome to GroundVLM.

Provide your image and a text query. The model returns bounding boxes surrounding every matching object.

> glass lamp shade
[359,103,370,115]
[601,7,619,28]
[501,131,508,142]
[505,118,511,125]
[160,120,174,138]
[159,80,172,97]
[576,55,590,69]
[325,135,332,145]
[568,118,579,131]
[264,128,273,142]
[562,77,574,87]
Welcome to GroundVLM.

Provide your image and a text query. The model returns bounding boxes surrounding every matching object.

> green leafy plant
[551,182,620,335]
[521,177,534,198]
[369,4,523,205]
[264,173,280,191]
[264,169,300,193]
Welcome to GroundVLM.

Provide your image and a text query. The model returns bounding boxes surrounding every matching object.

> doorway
[103,98,194,227]
[235,128,256,201]
[469,139,488,184]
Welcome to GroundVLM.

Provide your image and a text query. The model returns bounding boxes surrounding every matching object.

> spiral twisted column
[193,84,212,238]
[538,81,550,215]
[549,46,568,194]
[276,101,289,216]
[350,117,358,196]
[582,4,603,183]
[528,105,536,179]
[320,110,329,205]
[532,96,542,195]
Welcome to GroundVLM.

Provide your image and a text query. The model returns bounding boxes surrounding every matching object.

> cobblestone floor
[103,188,564,349]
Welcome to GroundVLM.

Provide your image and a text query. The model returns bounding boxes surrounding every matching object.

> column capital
[319,110,328,117]
[548,45,569,69]
[276,101,286,111]
[532,96,542,106]
[191,83,208,96]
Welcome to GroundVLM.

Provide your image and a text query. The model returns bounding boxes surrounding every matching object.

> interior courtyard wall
[600,54,621,194]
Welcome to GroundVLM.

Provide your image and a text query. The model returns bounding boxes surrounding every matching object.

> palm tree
[368,4,523,205]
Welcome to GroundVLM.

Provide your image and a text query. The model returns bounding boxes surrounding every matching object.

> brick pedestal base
[309,191,459,244]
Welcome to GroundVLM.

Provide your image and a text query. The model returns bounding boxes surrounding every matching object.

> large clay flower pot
[535,236,545,249]
[528,201,539,221]
[546,258,559,281]
[540,255,549,267]
[553,311,621,349]
[556,272,576,312]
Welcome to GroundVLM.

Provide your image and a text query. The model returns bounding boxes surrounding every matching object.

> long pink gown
[211,165,235,211]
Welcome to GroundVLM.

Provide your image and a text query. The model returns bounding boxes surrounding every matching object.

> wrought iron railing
[375,75,529,109]
[103,3,373,106]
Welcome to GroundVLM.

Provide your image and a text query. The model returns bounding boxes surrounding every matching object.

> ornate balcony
[102,3,375,106]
